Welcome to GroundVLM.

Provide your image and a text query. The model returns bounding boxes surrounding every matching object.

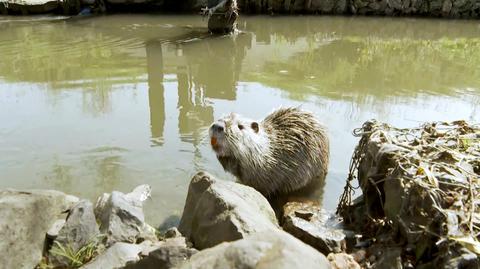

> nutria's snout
[209,121,226,154]
[211,122,225,133]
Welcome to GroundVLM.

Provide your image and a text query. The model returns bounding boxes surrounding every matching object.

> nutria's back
[209,107,329,197]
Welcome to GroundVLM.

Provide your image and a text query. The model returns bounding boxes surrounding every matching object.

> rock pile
[1,172,346,269]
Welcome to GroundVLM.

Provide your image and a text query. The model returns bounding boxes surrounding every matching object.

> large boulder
[180,229,332,269]
[178,171,279,249]
[0,189,78,269]
[95,185,156,245]
[49,200,100,267]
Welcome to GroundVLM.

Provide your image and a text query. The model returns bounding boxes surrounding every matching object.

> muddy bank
[1,0,480,18]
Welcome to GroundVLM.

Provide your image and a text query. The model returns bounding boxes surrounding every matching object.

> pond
[0,14,479,227]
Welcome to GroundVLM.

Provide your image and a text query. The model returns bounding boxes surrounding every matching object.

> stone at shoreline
[327,253,361,269]
[180,229,332,269]
[1,0,60,14]
[95,185,156,245]
[124,237,198,269]
[49,200,100,267]
[178,171,279,249]
[282,201,346,255]
[80,242,143,269]
[0,189,78,269]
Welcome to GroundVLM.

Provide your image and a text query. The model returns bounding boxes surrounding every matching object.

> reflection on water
[146,40,166,146]
[0,15,479,225]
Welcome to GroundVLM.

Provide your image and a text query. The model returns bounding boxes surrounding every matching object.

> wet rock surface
[178,171,279,249]
[0,189,78,269]
[180,229,331,269]
[282,201,346,255]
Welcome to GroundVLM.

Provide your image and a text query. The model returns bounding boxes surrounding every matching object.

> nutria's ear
[251,122,259,133]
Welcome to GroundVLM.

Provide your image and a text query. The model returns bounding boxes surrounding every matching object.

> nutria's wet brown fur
[209,107,329,197]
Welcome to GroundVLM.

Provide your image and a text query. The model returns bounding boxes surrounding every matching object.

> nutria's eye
[238,124,244,130]
[251,122,259,133]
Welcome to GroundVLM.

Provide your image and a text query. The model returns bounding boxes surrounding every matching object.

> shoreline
[1,0,479,19]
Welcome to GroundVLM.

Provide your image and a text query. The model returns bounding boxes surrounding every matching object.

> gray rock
[164,227,182,238]
[180,229,331,269]
[47,219,66,240]
[56,200,100,250]
[125,237,198,269]
[178,171,279,249]
[50,200,100,266]
[1,0,59,14]
[327,253,361,269]
[80,242,143,269]
[282,201,346,255]
[95,185,154,245]
[0,189,78,269]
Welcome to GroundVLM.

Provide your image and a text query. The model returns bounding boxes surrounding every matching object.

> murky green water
[1,14,479,227]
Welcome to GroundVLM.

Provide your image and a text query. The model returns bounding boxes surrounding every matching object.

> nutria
[209,107,329,197]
